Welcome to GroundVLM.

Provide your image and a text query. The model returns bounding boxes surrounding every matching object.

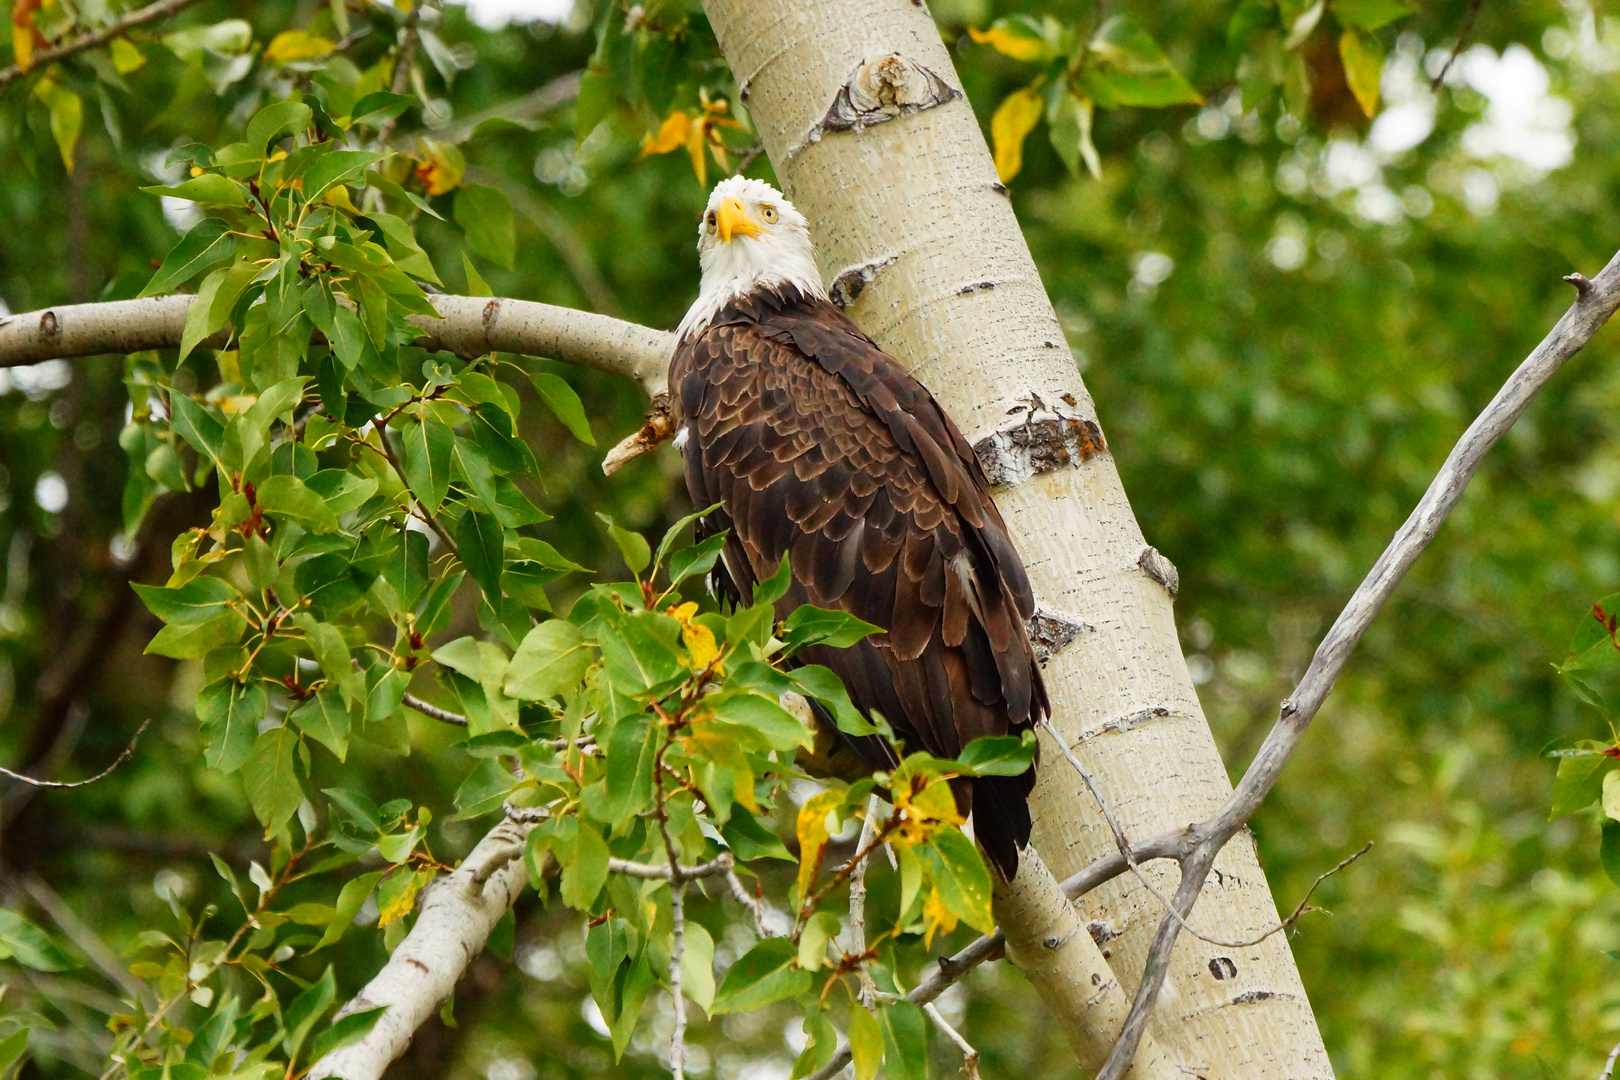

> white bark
[700,2,1330,1075]
[307,817,534,1080]
[0,295,672,395]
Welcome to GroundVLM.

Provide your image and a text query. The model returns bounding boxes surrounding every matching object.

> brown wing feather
[671,286,1046,878]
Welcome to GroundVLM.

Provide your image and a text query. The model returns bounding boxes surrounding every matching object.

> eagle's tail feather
[971,773,1034,881]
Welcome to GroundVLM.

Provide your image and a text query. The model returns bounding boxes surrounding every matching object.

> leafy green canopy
[3,93,1027,1080]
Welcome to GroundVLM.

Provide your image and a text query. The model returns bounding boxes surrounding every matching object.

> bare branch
[1087,254,1620,1080]
[608,851,736,882]
[725,866,782,938]
[0,0,205,91]
[668,879,690,1080]
[1428,0,1484,91]
[400,692,468,727]
[923,1003,982,1080]
[1601,1036,1620,1080]
[307,815,537,1080]
[845,795,884,1007]
[0,295,673,397]
[0,720,149,789]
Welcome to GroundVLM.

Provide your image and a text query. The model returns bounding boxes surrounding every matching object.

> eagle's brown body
[670,284,1046,878]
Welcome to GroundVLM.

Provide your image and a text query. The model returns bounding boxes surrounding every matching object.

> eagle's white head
[676,176,827,340]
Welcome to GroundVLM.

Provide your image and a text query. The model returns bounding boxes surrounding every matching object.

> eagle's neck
[676,236,826,341]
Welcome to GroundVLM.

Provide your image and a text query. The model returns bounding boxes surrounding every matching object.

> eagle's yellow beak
[716,197,761,242]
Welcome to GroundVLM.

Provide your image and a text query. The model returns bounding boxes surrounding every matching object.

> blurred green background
[2,0,1619,1077]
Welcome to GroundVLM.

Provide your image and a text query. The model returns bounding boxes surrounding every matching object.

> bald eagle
[670,177,1047,879]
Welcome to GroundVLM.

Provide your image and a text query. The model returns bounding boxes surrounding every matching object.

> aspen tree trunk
[700,2,1334,1076]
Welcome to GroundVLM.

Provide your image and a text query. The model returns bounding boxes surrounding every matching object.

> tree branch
[1086,254,1620,1080]
[306,815,536,1080]
[0,0,205,92]
[0,294,672,397]
[0,720,149,789]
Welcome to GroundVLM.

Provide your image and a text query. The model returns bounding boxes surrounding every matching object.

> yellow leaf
[264,29,335,63]
[990,87,1045,183]
[32,78,82,173]
[683,621,720,670]
[413,138,465,196]
[377,869,430,926]
[1339,28,1382,118]
[12,25,34,73]
[638,111,689,157]
[795,789,843,901]
[324,185,359,213]
[920,888,959,948]
[109,37,146,74]
[968,24,1049,63]
[686,111,708,187]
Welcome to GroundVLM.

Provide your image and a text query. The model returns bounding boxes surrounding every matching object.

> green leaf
[721,810,793,862]
[560,821,610,911]
[1080,15,1204,108]
[134,576,239,625]
[256,474,342,534]
[954,731,1037,777]
[788,665,878,737]
[781,606,882,653]
[243,725,305,838]
[876,1000,928,1080]
[755,555,792,606]
[1048,90,1101,181]
[709,690,813,750]
[669,533,726,588]
[142,217,237,297]
[314,870,383,948]
[456,509,506,602]
[709,937,811,1014]
[369,211,441,285]
[283,965,336,1063]
[679,922,715,1012]
[849,1003,882,1080]
[307,1005,389,1063]
[1333,0,1411,31]
[453,183,516,269]
[505,620,591,701]
[1603,820,1620,889]
[793,1009,837,1080]
[0,1028,28,1079]
[302,150,389,202]
[289,686,351,762]
[460,251,492,297]
[304,470,379,517]
[185,994,242,1068]
[167,391,226,464]
[198,678,267,774]
[245,100,313,154]
[797,910,840,971]
[351,91,414,127]
[597,514,651,575]
[529,371,595,445]
[927,827,996,933]
[0,911,77,972]
[295,553,376,613]
[1550,748,1617,818]
[32,79,83,173]
[402,417,454,514]
[1339,28,1382,117]
[140,173,249,208]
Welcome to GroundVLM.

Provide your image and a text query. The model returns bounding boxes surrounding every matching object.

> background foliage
[2,1,1620,1078]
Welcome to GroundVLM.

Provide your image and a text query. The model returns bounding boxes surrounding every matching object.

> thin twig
[1429,0,1484,91]
[846,794,884,1007]
[608,851,735,882]
[0,720,149,789]
[1048,719,1370,948]
[1090,253,1620,1080]
[726,867,779,937]
[0,0,204,91]
[400,692,468,726]
[668,879,689,1080]
[734,143,766,175]
[1600,1035,1620,1080]
[804,931,1006,1080]
[923,1003,982,1080]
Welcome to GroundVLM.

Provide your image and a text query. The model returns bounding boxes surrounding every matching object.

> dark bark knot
[1138,546,1179,599]
[481,299,501,331]
[1027,605,1092,665]
[828,255,898,309]
[1208,956,1237,980]
[791,54,961,159]
[39,310,61,339]
[972,392,1108,489]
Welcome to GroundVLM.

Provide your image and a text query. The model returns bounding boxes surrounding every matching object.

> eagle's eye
[760,205,778,223]
[705,210,717,233]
